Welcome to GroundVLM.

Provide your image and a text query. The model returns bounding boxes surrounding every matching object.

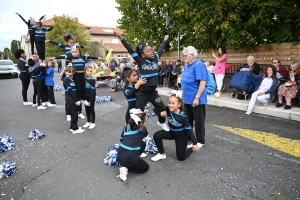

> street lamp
[166,15,180,60]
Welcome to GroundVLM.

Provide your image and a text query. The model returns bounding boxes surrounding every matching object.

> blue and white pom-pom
[54,85,63,91]
[143,136,158,154]
[151,110,157,116]
[145,102,150,108]
[95,95,112,103]
[0,135,15,152]
[103,144,120,167]
[29,129,45,140]
[0,161,16,179]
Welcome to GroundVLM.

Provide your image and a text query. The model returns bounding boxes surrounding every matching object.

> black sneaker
[276,103,283,107]
[284,105,292,109]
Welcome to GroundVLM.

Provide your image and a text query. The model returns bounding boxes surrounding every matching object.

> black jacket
[63,77,78,101]
[85,77,96,103]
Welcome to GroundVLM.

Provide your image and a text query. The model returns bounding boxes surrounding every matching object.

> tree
[0,51,3,59]
[10,40,20,63]
[116,0,300,50]
[46,15,91,58]
[3,48,10,59]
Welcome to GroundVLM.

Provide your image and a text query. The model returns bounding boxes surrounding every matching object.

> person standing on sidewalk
[212,47,227,97]
[181,46,207,148]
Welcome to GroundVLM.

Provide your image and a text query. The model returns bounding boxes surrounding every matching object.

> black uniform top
[85,77,96,103]
[17,14,44,35]
[17,58,30,76]
[118,124,148,167]
[49,41,84,57]
[155,107,197,145]
[28,66,43,82]
[55,55,98,71]
[122,84,137,109]
[121,39,166,89]
[35,27,53,42]
[63,77,78,101]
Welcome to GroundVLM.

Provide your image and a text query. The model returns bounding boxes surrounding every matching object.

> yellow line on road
[214,125,300,158]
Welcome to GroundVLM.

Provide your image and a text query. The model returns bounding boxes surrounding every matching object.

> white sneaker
[32,103,38,107]
[23,101,33,106]
[70,129,73,132]
[245,110,252,115]
[83,122,91,128]
[214,92,221,98]
[37,106,47,110]
[78,113,86,119]
[47,103,56,107]
[89,123,96,129]
[66,115,71,121]
[72,128,85,134]
[83,100,89,106]
[157,121,170,132]
[187,143,204,149]
[42,102,47,106]
[140,153,147,158]
[119,167,128,181]
[151,153,166,161]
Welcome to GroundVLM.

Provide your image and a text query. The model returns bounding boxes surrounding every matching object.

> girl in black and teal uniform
[118,108,149,182]
[16,12,45,55]
[151,94,200,162]
[35,21,53,60]
[121,67,147,122]
[14,49,32,106]
[114,31,170,132]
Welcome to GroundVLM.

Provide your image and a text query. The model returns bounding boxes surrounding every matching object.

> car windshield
[0,61,14,65]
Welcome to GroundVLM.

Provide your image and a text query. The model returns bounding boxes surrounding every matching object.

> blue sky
[0,0,122,51]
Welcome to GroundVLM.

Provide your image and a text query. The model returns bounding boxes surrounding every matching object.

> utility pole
[165,14,180,60]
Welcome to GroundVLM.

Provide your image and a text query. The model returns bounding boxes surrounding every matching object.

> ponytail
[135,45,145,57]
[63,33,74,42]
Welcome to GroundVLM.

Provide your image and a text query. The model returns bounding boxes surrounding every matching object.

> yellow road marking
[214,125,300,158]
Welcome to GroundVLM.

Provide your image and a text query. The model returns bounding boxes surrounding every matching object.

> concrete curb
[157,89,300,122]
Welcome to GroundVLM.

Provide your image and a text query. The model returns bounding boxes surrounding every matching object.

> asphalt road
[0,75,299,200]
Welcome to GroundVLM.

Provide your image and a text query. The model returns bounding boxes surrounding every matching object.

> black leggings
[66,100,79,130]
[19,73,30,102]
[73,73,86,100]
[47,86,56,104]
[29,34,35,55]
[135,88,166,123]
[66,102,82,115]
[127,142,149,173]
[85,102,95,123]
[36,41,45,60]
[153,130,193,161]
[184,104,206,144]
[33,81,44,106]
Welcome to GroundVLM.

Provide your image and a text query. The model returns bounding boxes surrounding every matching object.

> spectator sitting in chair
[109,66,122,92]
[159,60,173,87]
[276,61,300,109]
[240,56,261,75]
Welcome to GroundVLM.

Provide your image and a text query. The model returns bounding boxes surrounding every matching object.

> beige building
[20,18,128,59]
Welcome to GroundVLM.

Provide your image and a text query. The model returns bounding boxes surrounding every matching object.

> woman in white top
[246,66,280,115]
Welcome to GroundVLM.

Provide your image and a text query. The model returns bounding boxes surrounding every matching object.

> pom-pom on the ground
[103,144,120,167]
[143,136,158,154]
[0,161,16,179]
[144,109,150,118]
[95,95,112,103]
[0,135,15,152]
[54,85,63,91]
[29,129,45,140]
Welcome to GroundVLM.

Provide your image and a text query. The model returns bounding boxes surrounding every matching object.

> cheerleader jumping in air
[114,31,170,131]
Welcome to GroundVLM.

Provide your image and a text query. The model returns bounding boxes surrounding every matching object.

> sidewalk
[156,87,300,122]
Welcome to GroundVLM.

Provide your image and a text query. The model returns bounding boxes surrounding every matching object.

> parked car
[114,57,130,67]
[0,60,19,78]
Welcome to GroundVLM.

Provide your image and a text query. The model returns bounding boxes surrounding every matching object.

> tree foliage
[46,15,91,58]
[10,40,19,63]
[116,0,300,50]
[3,48,11,59]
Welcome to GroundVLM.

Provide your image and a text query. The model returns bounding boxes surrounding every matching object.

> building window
[112,38,119,43]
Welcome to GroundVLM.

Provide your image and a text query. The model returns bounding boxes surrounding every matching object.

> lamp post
[166,15,180,60]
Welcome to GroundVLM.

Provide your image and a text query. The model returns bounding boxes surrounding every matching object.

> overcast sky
[0,0,122,51]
